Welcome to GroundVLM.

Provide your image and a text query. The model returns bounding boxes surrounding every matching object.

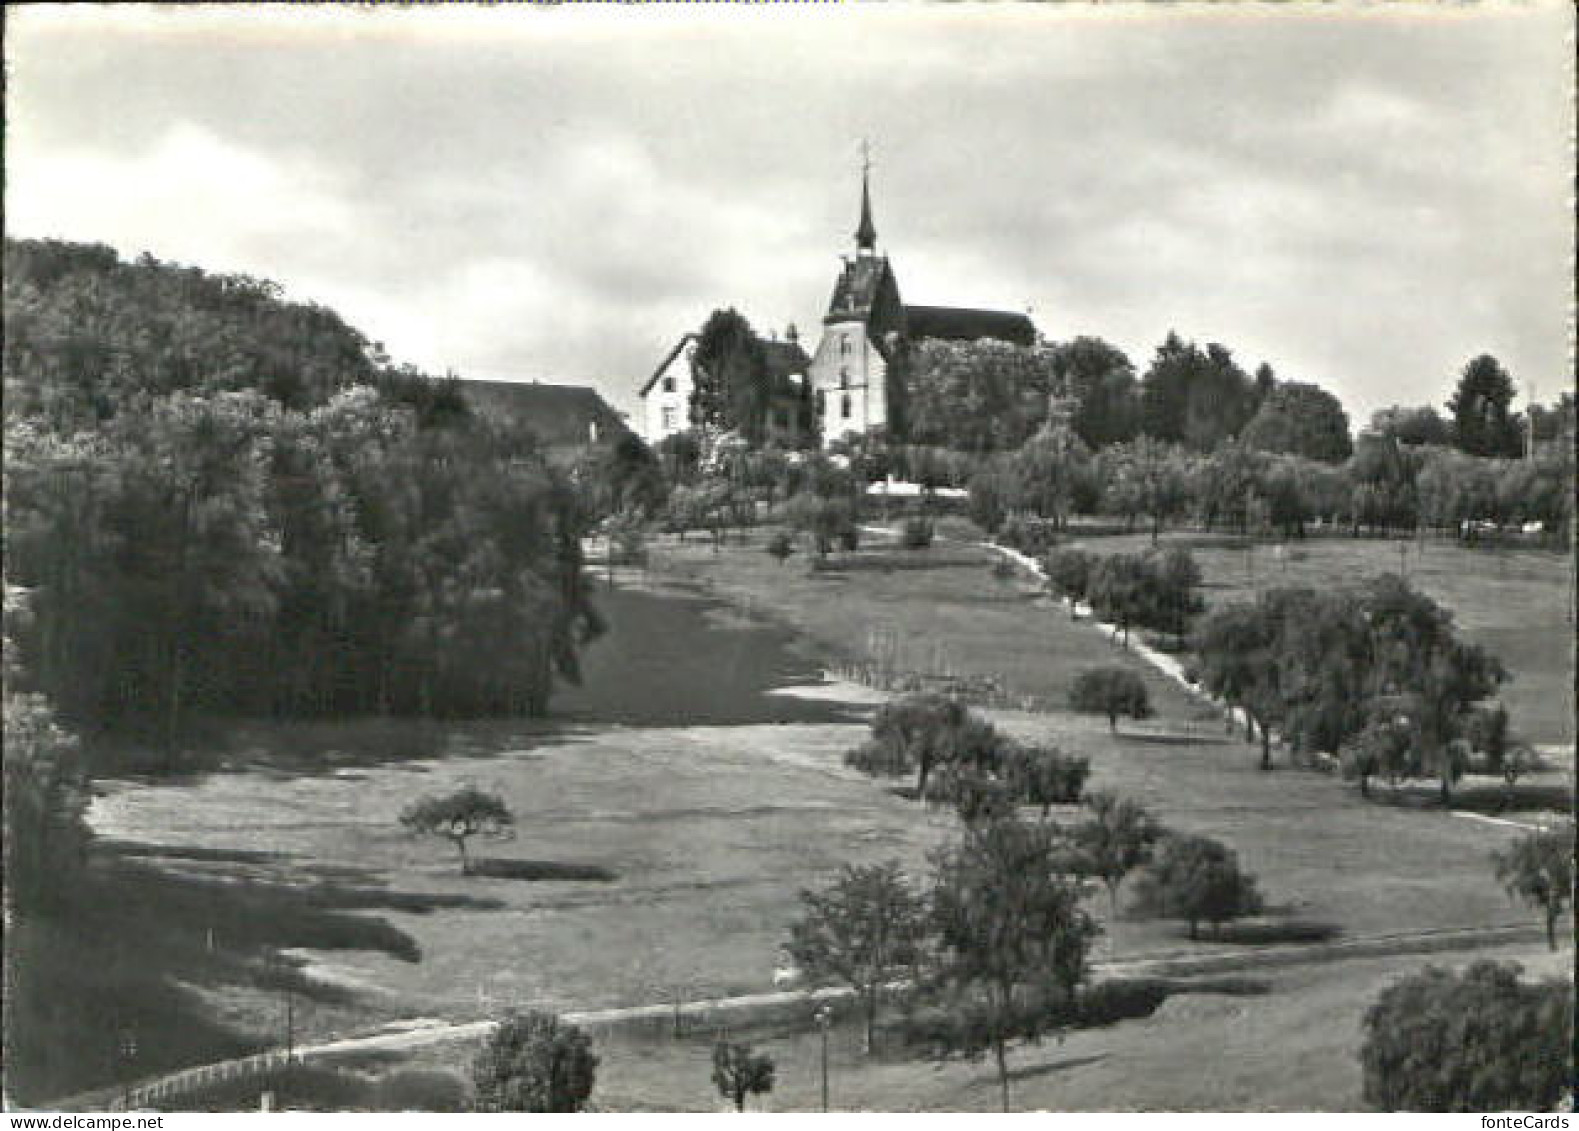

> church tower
[808,157,906,447]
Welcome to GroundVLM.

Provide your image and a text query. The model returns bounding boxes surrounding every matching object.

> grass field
[19,538,1571,1109]
[1058,529,1575,747]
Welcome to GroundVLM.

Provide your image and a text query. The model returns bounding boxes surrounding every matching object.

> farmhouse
[639,330,813,447]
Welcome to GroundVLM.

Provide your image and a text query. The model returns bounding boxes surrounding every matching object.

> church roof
[826,255,897,322]
[904,305,1038,347]
[459,379,631,449]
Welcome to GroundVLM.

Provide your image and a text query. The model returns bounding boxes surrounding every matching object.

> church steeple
[854,143,877,254]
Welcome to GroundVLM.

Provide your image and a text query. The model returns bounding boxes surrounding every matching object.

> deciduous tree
[471,1010,597,1113]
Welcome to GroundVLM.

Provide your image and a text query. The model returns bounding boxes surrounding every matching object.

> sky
[6,2,1574,426]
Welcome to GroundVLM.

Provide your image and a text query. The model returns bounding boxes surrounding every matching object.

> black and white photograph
[2,0,1574,1115]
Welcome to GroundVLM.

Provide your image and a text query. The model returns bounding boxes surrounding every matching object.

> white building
[638,333,697,444]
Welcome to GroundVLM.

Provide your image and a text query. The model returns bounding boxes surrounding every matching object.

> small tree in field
[711,1041,775,1111]
[1069,792,1163,915]
[1070,667,1152,732]
[1004,743,1089,818]
[1360,960,1572,1111]
[927,813,1100,1112]
[1044,548,1095,619]
[1492,822,1574,951]
[844,693,1000,802]
[1132,833,1262,940]
[786,860,928,1053]
[399,786,513,875]
[764,529,796,566]
[471,1010,597,1112]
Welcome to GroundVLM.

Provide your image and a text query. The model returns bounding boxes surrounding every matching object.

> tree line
[3,239,603,767]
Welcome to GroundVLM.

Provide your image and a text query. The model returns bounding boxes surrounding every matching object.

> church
[640,167,1038,449]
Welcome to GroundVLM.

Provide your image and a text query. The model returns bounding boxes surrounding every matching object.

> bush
[1069,667,1152,732]
[1360,960,1573,1111]
[901,516,935,550]
[764,529,796,565]
[1131,833,1262,940]
[711,1041,775,1112]
[997,516,1060,557]
[470,1010,598,1113]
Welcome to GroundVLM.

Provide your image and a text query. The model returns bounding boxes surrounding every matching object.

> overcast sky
[6,2,1573,424]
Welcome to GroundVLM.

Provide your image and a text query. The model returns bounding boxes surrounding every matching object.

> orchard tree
[1069,792,1163,915]
[927,813,1100,1112]
[1369,405,1450,448]
[399,786,514,875]
[786,860,929,1053]
[1360,961,1572,1111]
[1241,381,1353,464]
[1447,354,1522,458]
[1339,713,1417,799]
[1049,335,1139,448]
[1492,822,1574,950]
[844,694,1000,802]
[1137,333,1257,452]
[1004,743,1089,818]
[711,1041,775,1112]
[1043,547,1095,619]
[1070,667,1152,732]
[1132,833,1262,940]
[471,1010,598,1113]
[1192,604,1282,770]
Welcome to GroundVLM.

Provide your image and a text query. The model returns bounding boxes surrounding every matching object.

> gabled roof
[904,305,1038,347]
[638,332,697,398]
[459,379,631,448]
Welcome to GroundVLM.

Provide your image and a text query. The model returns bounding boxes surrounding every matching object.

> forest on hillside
[3,239,605,770]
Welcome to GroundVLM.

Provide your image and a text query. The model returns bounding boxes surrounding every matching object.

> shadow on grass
[469,857,618,882]
[1200,920,1342,946]
[1124,732,1233,748]
[1004,1052,1112,1085]
[6,841,501,1106]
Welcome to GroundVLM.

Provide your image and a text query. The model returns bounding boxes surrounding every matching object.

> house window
[840,394,852,420]
[815,390,826,416]
[661,406,677,431]
[662,376,676,393]
[840,337,851,357]
[839,368,850,390]
[774,410,788,431]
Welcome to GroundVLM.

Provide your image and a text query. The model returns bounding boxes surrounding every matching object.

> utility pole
[815,1004,832,1112]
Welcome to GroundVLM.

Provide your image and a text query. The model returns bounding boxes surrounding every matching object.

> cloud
[4,2,1571,424]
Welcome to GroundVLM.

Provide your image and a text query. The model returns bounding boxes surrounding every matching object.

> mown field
[22,537,1571,1109]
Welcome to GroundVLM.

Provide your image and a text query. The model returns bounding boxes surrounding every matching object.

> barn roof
[459,379,631,448]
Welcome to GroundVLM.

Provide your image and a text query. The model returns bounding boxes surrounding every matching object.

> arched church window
[840,394,852,420]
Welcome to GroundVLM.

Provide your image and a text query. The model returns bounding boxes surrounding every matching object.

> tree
[1137,333,1257,452]
[1043,547,1095,619]
[1339,713,1416,799]
[844,694,1000,802]
[711,1041,775,1112]
[905,339,1059,453]
[1359,961,1572,1111]
[1362,575,1507,806]
[1102,437,1192,542]
[1132,833,1262,940]
[1447,354,1522,458]
[764,529,796,566]
[691,309,773,443]
[2,689,92,916]
[1068,792,1162,915]
[927,813,1100,1111]
[470,1010,598,1112]
[1003,743,1089,818]
[786,861,928,1052]
[1070,667,1152,732]
[1050,336,1139,448]
[1240,381,1353,463]
[1369,405,1450,448]
[1492,823,1574,950]
[1192,603,1283,770]
[399,786,514,875]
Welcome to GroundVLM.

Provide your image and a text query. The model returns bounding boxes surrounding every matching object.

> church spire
[854,141,877,253]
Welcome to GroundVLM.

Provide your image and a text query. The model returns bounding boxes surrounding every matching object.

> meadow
[21,535,1570,1109]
